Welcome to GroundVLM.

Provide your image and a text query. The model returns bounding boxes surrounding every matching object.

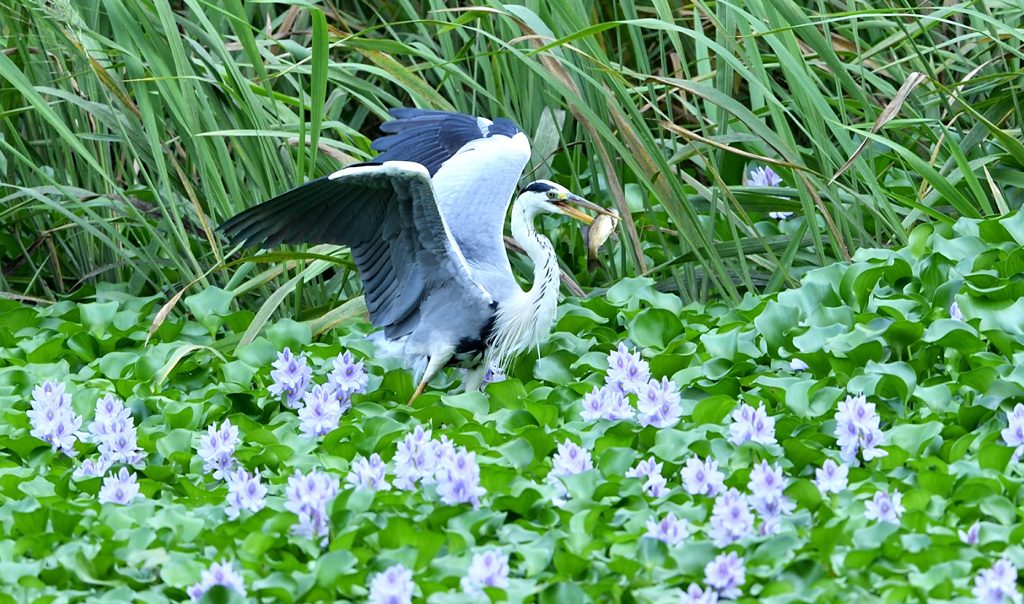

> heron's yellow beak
[553,192,618,224]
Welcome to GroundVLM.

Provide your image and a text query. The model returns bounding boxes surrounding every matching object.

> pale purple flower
[73,456,113,480]
[728,402,776,446]
[606,343,650,395]
[187,559,247,601]
[747,460,794,535]
[268,347,312,409]
[1001,403,1024,463]
[708,488,754,547]
[835,393,888,464]
[637,377,683,428]
[644,511,689,546]
[197,419,240,480]
[298,384,344,439]
[285,468,339,546]
[749,165,782,187]
[482,364,506,386]
[950,301,964,322]
[436,447,486,507]
[327,350,368,404]
[704,552,745,599]
[423,435,457,485]
[393,426,435,490]
[681,584,719,604]
[546,439,593,506]
[747,460,786,498]
[789,358,809,371]
[813,459,849,494]
[91,394,131,431]
[345,453,391,492]
[972,559,1022,604]
[98,467,142,505]
[581,385,635,421]
[959,521,980,546]
[461,549,510,595]
[27,379,84,456]
[626,457,668,497]
[369,563,415,604]
[864,488,904,525]
[680,455,725,497]
[225,468,268,520]
[97,417,144,465]
[749,165,790,219]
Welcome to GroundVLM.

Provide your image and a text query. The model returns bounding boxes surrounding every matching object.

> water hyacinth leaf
[887,422,943,456]
[79,301,120,337]
[496,437,535,471]
[691,394,736,425]
[628,308,683,349]
[182,287,233,334]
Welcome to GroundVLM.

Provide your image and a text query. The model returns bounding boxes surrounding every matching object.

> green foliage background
[3,0,1023,309]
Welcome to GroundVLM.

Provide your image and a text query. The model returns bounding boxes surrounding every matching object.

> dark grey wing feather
[371,108,522,176]
[218,162,491,338]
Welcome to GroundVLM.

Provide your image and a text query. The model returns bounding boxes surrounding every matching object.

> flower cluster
[813,459,849,495]
[547,439,593,507]
[461,549,510,595]
[626,457,668,497]
[708,488,755,546]
[972,558,1021,604]
[27,380,83,456]
[346,453,391,492]
[680,455,725,497]
[645,511,689,546]
[864,488,904,525]
[834,394,887,464]
[579,386,634,422]
[98,467,142,505]
[1001,403,1024,463]
[747,460,795,536]
[369,564,415,604]
[298,385,346,439]
[704,552,746,599]
[680,583,719,604]
[748,165,791,220]
[436,446,486,507]
[327,350,368,405]
[728,402,777,445]
[187,559,247,601]
[197,419,240,480]
[578,343,682,427]
[269,347,313,409]
[393,426,440,490]
[637,376,684,428]
[285,468,339,546]
[88,394,144,465]
[225,468,267,520]
[607,342,651,395]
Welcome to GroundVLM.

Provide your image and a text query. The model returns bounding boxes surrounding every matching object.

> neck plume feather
[489,201,561,370]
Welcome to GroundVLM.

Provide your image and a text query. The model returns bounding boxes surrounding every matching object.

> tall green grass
[1,0,1021,312]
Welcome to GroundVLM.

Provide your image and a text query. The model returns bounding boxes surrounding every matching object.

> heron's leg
[408,351,452,405]
[463,363,488,393]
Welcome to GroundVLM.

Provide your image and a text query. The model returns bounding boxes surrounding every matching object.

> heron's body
[220,108,610,400]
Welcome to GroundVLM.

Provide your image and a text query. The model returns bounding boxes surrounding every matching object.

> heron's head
[517,180,613,223]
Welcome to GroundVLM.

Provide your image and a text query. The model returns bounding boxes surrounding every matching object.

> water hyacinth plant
[7,207,1024,600]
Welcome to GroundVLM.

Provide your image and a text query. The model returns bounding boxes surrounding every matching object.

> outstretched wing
[370,108,532,300]
[218,161,493,339]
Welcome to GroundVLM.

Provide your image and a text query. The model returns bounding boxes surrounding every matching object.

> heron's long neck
[489,201,561,369]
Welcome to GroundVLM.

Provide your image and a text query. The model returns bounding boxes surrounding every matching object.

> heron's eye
[547,191,559,200]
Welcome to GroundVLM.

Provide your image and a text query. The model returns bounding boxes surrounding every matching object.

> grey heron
[219,108,614,402]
